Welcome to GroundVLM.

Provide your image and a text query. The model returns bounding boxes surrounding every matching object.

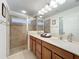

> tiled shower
[10,16,37,55]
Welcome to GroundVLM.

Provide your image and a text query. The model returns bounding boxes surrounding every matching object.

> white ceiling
[7,0,79,17]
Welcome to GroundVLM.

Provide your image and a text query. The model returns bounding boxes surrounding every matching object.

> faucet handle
[67,33,73,42]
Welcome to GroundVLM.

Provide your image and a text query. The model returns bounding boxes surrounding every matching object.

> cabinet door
[36,41,42,59]
[42,46,52,59]
[36,42,41,53]
[30,38,33,51]
[36,51,41,59]
[52,53,63,59]
[33,40,36,54]
[74,55,79,59]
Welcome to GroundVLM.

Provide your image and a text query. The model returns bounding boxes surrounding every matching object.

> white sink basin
[71,41,79,45]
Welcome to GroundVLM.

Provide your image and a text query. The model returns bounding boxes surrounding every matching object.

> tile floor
[10,45,27,55]
[8,50,37,59]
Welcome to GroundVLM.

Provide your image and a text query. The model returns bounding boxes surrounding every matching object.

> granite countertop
[29,33,79,56]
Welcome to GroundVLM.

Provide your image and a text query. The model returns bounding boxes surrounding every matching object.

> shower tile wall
[10,23,27,54]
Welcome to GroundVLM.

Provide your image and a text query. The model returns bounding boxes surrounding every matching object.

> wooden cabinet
[30,36,42,59]
[30,35,79,59]
[51,44,73,59]
[30,36,36,54]
[52,53,62,59]
[36,39,42,59]
[30,37,33,51]
[32,40,36,54]
[42,41,52,59]
[74,55,79,59]
[42,41,62,59]
[36,50,41,59]
[36,42,41,53]
[42,41,73,59]
[42,46,52,59]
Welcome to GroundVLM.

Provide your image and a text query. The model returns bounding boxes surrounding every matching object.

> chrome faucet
[67,33,73,42]
[59,35,63,40]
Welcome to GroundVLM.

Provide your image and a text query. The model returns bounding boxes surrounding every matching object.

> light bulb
[39,16,42,18]
[41,8,48,13]
[38,11,44,15]
[45,5,52,11]
[21,10,27,14]
[49,0,58,8]
[56,0,66,4]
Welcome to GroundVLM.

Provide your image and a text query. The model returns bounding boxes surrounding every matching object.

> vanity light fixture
[56,0,66,4]
[41,8,48,13]
[21,10,27,14]
[45,5,52,11]
[49,0,58,8]
[37,0,66,16]
[39,16,42,18]
[38,11,44,15]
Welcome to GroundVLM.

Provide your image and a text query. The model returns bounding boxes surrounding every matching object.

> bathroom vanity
[30,34,79,59]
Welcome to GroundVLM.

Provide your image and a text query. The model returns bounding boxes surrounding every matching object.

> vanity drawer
[36,38,42,44]
[74,55,79,59]
[42,41,73,59]
[52,45,74,59]
[42,41,53,50]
